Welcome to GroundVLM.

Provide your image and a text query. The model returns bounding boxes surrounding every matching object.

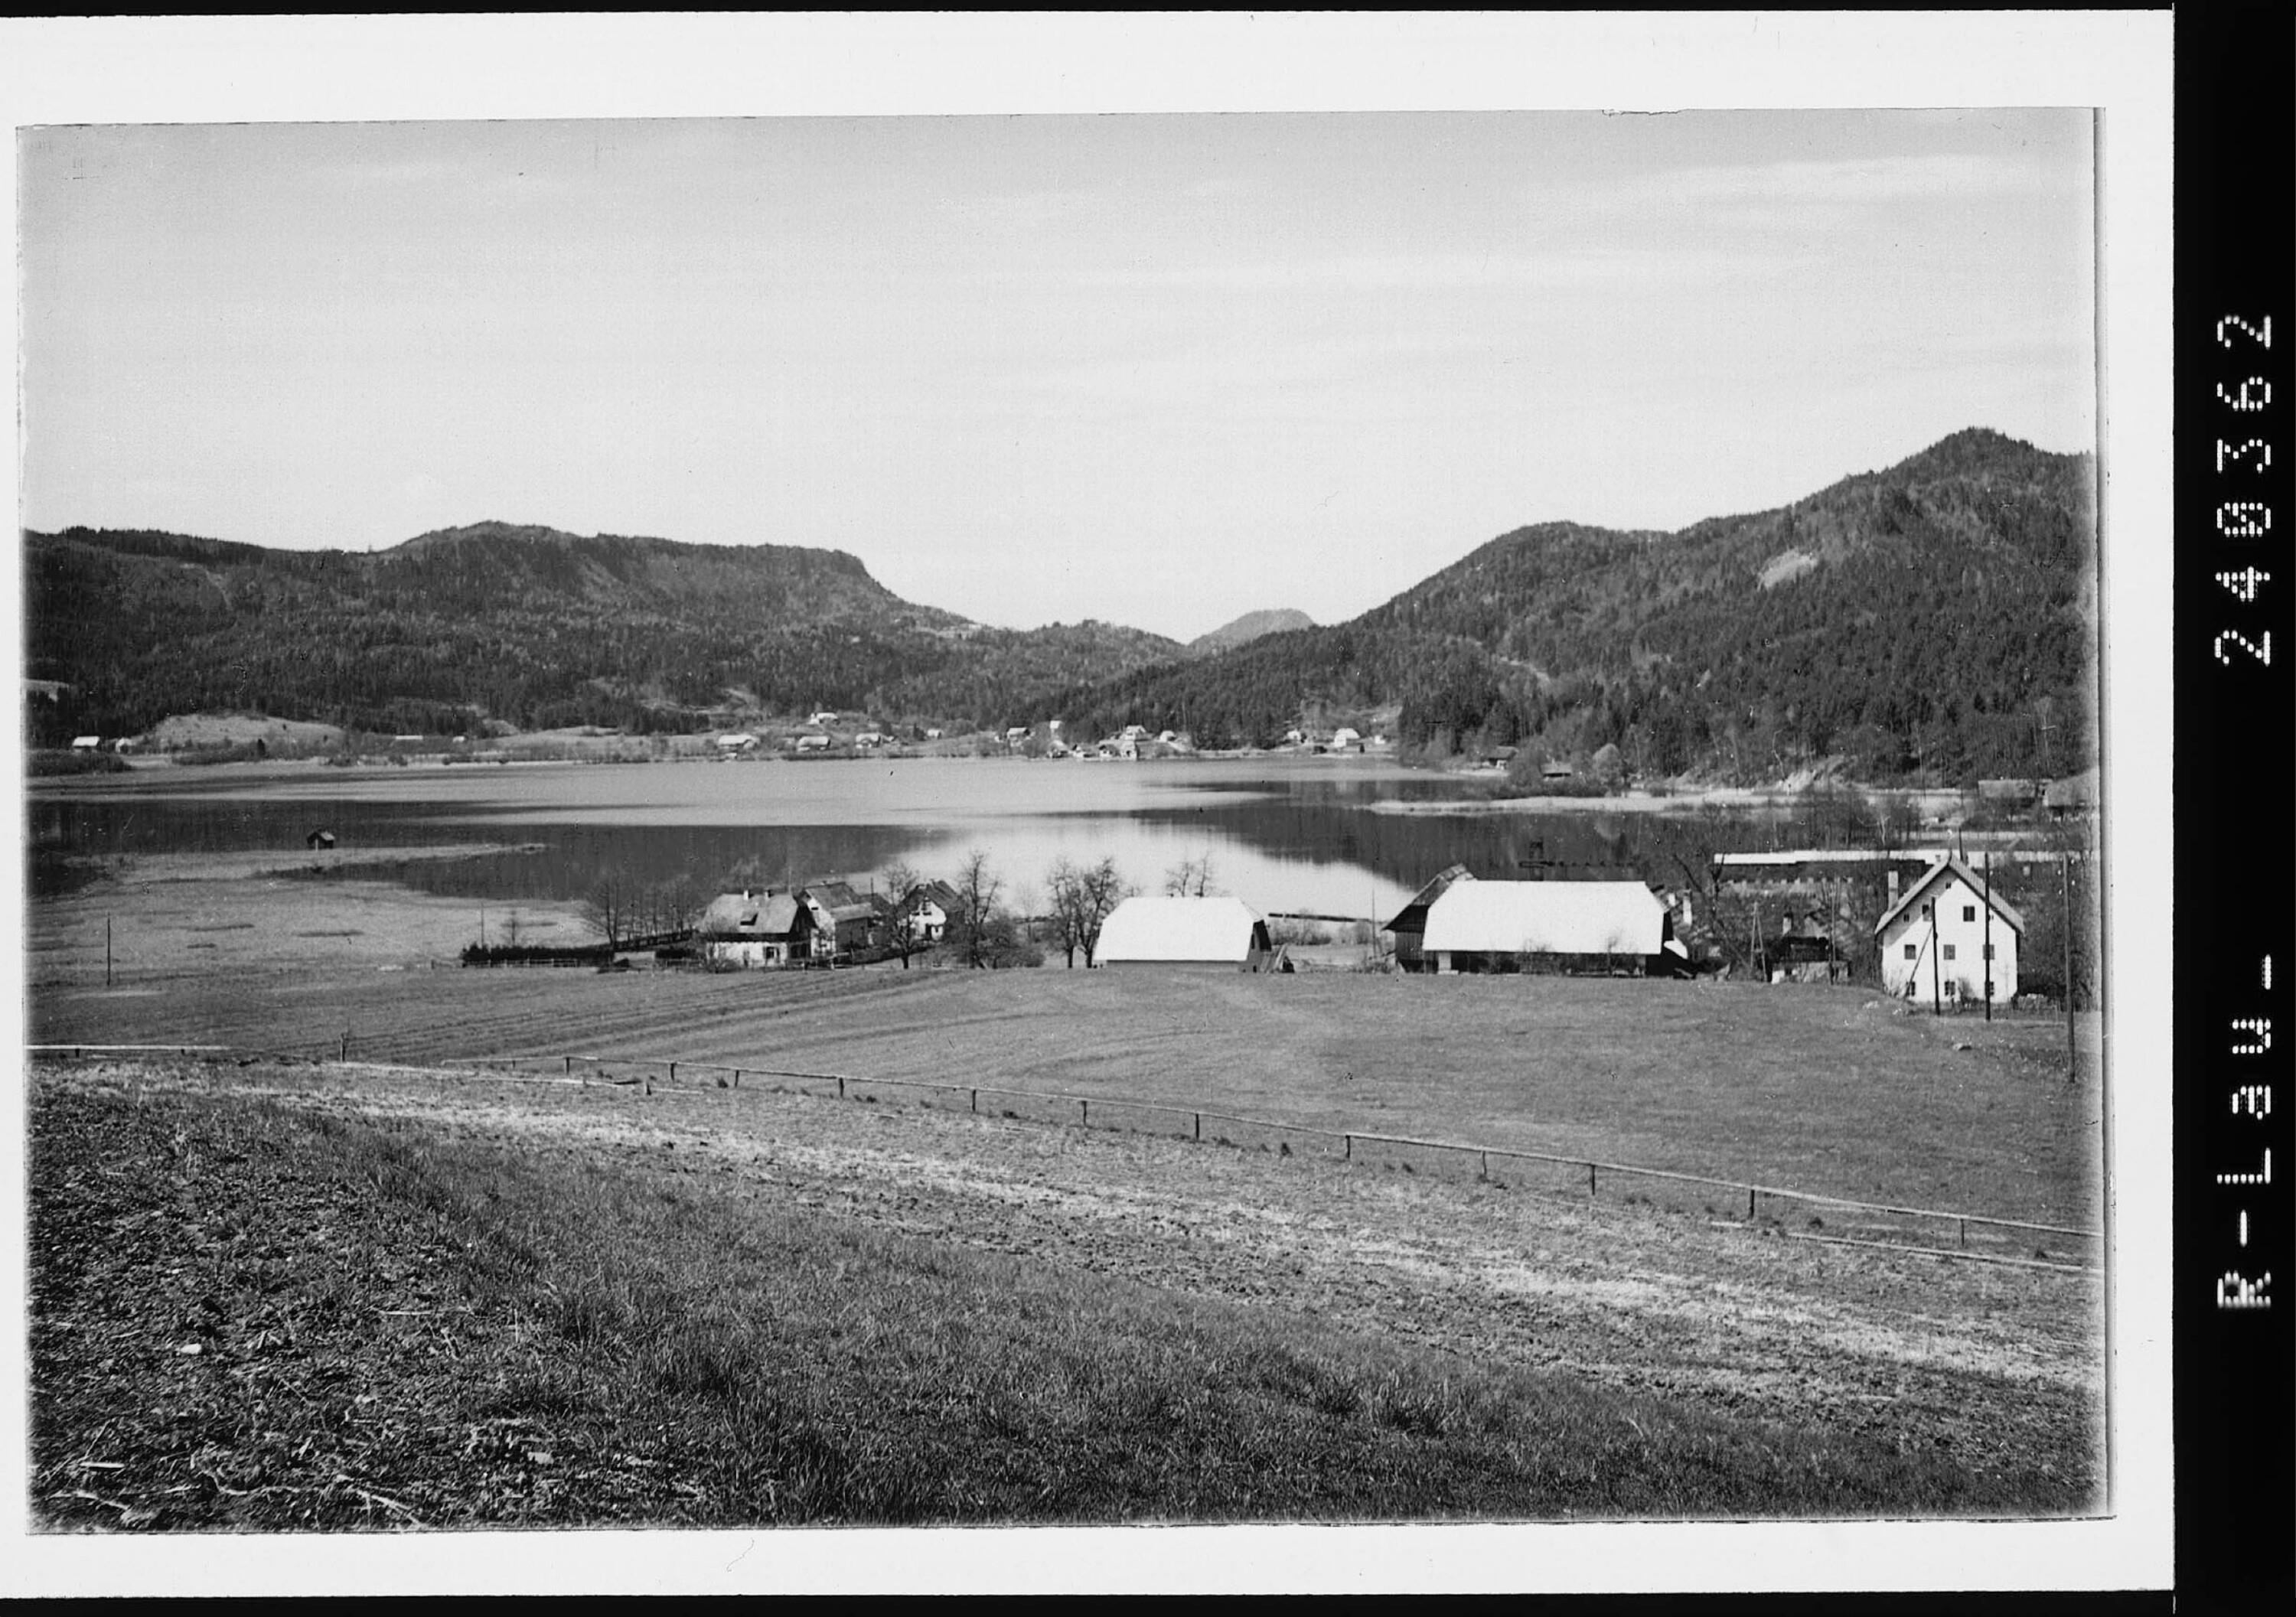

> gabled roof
[1096,895,1266,963]
[700,891,807,939]
[902,879,962,913]
[1383,864,1474,933]
[801,881,877,924]
[1873,857,2025,937]
[1420,880,1668,957]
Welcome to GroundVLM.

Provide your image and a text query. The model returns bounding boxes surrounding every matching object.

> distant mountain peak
[1186,608,1315,657]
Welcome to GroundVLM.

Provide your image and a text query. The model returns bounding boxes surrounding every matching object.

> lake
[28,755,1773,918]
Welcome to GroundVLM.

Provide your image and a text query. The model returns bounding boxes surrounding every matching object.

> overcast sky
[21,104,2094,644]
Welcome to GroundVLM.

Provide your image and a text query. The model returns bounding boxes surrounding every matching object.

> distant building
[808,711,839,727]
[2043,768,2099,819]
[794,733,832,751]
[1417,879,1683,976]
[716,732,758,753]
[1978,778,2041,808]
[69,735,100,751]
[854,732,889,748]
[1094,895,1274,969]
[1329,727,1362,751]
[1874,856,2022,1006]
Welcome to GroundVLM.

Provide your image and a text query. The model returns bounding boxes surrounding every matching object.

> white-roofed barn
[1094,895,1275,970]
[1418,879,1685,976]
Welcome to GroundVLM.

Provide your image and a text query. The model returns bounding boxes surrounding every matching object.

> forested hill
[1186,608,1316,657]
[1032,429,2098,784]
[22,521,1183,739]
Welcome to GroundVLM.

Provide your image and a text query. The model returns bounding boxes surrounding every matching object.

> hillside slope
[1186,608,1316,657]
[1035,429,2097,783]
[23,523,1182,739]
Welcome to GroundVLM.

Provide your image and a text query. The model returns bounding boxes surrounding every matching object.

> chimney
[1887,869,1900,905]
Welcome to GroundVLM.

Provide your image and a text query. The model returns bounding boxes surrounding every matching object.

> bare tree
[578,872,637,949]
[1048,855,1130,968]
[879,857,927,968]
[1163,849,1217,897]
[950,849,1003,970]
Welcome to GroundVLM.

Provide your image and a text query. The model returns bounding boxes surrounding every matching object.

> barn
[1874,856,2022,1006]
[1094,895,1274,969]
[1381,864,1475,973]
[1417,879,1684,976]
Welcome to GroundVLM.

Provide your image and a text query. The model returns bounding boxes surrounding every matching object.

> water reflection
[28,760,1776,917]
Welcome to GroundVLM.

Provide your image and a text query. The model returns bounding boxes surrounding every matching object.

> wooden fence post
[1747,1186,1756,1221]
[1081,1099,1089,1126]
[1589,1162,1597,1197]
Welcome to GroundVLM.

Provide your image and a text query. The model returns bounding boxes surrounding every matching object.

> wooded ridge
[24,429,2093,783]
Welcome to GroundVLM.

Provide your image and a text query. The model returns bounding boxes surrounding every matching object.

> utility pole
[2063,852,2077,1083]
[1982,850,1993,1023]
[1929,897,1942,1015]
[105,915,113,987]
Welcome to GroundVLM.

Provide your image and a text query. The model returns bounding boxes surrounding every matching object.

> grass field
[24,866,2109,1531]
[29,1060,2102,1527]
[32,871,2102,1234]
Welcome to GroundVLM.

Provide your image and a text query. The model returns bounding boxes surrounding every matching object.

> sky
[20,105,2095,643]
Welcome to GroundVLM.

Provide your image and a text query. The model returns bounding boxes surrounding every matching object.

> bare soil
[33,1054,2105,1522]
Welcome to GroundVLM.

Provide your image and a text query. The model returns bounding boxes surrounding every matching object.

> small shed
[70,735,101,751]
[1419,879,1678,975]
[305,828,338,851]
[1094,895,1273,969]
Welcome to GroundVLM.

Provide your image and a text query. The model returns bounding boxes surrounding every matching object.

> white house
[716,732,758,754]
[808,711,839,726]
[697,891,812,967]
[1418,880,1682,975]
[1329,727,1362,751]
[1094,895,1273,968]
[794,732,832,751]
[69,735,101,751]
[1874,856,2022,1006]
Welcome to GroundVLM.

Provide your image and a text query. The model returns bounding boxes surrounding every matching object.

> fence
[30,1042,2101,1271]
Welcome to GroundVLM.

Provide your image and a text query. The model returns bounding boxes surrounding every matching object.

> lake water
[28,755,1769,919]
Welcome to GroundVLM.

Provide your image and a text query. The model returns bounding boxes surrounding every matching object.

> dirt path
[113,1058,2104,1503]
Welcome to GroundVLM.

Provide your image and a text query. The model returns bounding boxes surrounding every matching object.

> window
[1983,944,1995,960]
[1922,901,1932,918]
[1904,944,1918,960]
[1943,944,1957,960]
[1963,905,1977,922]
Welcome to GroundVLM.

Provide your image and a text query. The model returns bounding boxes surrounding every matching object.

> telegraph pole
[1930,895,1942,1015]
[1981,851,1993,1023]
[2063,852,2076,1082]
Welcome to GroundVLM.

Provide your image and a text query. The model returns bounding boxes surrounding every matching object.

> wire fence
[30,1042,2101,1271]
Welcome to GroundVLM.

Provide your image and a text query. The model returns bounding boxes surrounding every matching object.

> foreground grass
[31,1072,2089,1528]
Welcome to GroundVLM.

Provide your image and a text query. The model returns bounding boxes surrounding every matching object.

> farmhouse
[799,881,882,960]
[898,879,963,944]
[1381,864,1475,973]
[1874,856,2022,1006]
[70,735,101,751]
[1417,879,1684,976]
[697,890,813,967]
[716,732,758,754]
[1094,895,1274,970]
[794,733,832,751]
